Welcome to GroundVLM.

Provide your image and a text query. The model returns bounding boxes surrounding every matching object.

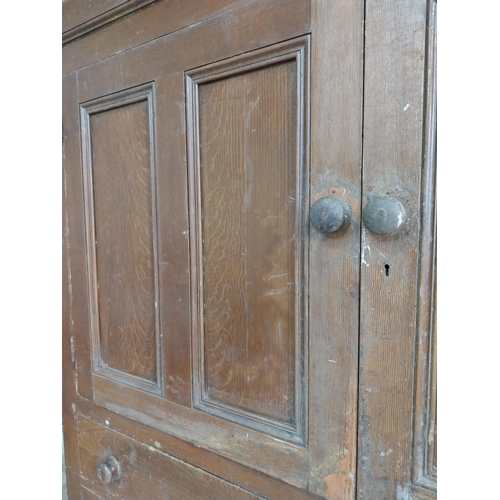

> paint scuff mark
[325,472,355,499]
[244,156,254,210]
[263,273,288,281]
[361,228,370,266]
[397,211,404,226]
[396,482,411,500]
[265,287,288,296]
[244,98,259,129]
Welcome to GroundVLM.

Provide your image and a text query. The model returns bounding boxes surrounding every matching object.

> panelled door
[62,0,436,499]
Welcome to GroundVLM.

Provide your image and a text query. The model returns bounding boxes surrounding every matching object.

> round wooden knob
[97,456,122,484]
[310,196,352,234]
[362,196,406,235]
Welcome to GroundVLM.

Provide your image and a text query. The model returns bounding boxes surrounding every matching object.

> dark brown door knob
[310,196,352,234]
[362,196,406,235]
[97,456,122,484]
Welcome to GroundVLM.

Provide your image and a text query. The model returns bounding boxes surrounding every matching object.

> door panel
[187,37,309,443]
[81,84,161,391]
[357,0,436,499]
[64,1,361,497]
[90,99,157,381]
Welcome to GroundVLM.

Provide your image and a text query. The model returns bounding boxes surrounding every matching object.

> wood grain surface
[61,0,436,498]
[412,0,437,492]
[89,98,158,380]
[307,0,364,497]
[62,0,128,34]
[78,416,265,499]
[198,60,298,424]
[357,0,431,498]
[75,0,310,103]
[63,0,249,73]
[81,487,106,499]
[63,71,85,496]
[92,375,311,488]
[68,2,315,491]
[78,395,325,500]
[62,0,155,44]
[153,72,193,407]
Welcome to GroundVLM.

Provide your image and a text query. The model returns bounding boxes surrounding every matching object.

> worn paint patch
[361,228,370,266]
[325,471,355,500]
[396,482,411,500]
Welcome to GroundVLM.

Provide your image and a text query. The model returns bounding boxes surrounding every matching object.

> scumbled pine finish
[62,0,436,498]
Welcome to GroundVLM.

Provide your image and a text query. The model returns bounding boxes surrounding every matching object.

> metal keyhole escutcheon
[310,196,352,234]
[97,456,122,484]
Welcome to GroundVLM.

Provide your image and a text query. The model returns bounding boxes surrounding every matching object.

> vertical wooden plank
[412,0,437,492]
[64,70,94,402]
[62,71,84,499]
[358,0,428,498]
[308,0,364,498]
[155,73,192,406]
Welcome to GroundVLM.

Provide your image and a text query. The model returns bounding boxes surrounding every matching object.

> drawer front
[77,416,264,500]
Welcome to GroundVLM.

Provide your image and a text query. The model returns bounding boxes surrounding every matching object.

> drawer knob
[97,455,122,484]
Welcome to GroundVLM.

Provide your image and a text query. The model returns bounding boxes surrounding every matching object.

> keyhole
[384,264,390,277]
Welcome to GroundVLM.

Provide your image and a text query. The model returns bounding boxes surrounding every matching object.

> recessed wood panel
[81,84,161,392]
[187,38,309,441]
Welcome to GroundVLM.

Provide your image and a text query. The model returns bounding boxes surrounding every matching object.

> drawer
[77,416,264,500]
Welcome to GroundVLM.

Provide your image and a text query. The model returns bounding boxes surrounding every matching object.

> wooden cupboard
[62,1,437,498]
